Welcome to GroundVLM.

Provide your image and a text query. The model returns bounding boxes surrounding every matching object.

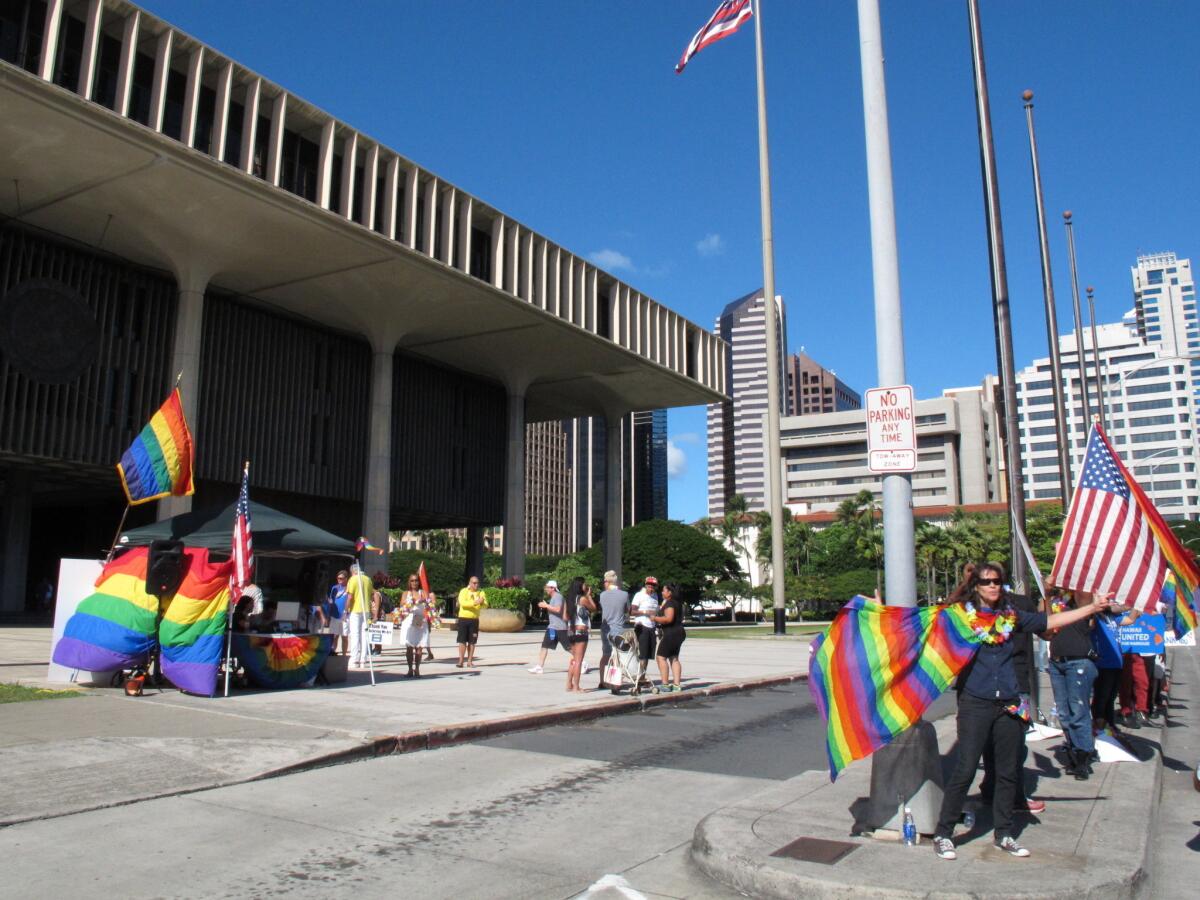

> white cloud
[695,233,724,257]
[672,431,700,445]
[589,248,634,272]
[667,440,687,479]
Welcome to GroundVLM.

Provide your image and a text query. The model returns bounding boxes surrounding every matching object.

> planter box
[479,608,526,633]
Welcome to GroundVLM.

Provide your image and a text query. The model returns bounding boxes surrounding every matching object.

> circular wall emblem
[0,278,100,383]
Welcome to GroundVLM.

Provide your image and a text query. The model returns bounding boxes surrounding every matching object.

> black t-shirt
[660,598,684,634]
[1049,613,1093,659]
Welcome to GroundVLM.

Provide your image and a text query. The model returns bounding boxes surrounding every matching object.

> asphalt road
[0,683,956,899]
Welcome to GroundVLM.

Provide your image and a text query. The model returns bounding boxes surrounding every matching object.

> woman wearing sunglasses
[932,561,1111,862]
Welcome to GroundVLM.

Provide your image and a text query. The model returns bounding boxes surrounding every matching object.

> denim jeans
[1049,657,1098,752]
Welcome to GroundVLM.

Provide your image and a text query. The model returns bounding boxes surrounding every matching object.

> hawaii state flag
[676,0,754,74]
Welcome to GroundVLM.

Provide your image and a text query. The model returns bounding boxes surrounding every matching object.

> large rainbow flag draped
[808,596,996,781]
[159,550,235,696]
[117,388,195,505]
[1162,572,1199,638]
[231,633,333,690]
[53,547,234,696]
[54,547,159,672]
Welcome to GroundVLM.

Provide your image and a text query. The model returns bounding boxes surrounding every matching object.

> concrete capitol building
[0,0,727,612]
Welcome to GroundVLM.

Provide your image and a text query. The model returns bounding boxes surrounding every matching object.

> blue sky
[142,1,1199,524]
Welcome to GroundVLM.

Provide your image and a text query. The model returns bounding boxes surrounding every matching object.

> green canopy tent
[118,501,357,558]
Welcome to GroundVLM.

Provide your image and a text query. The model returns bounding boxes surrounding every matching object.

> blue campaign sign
[1117,614,1168,654]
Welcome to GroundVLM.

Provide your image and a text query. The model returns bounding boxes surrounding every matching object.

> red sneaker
[1022,797,1046,814]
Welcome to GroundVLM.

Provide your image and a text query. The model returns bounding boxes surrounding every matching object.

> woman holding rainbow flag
[931,562,1112,861]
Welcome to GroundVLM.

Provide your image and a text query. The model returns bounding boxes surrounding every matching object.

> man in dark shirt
[1044,592,1098,779]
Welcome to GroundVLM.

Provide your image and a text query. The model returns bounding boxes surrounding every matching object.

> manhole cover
[771,836,859,865]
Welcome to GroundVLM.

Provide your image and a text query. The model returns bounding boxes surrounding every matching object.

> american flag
[675,0,753,74]
[231,463,254,595]
[1050,425,1166,611]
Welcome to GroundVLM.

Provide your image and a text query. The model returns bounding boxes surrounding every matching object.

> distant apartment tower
[526,420,573,555]
[628,410,668,525]
[785,351,862,415]
[706,289,786,517]
[1131,252,1199,408]
[1010,314,1199,519]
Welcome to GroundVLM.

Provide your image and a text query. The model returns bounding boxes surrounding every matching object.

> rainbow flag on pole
[116,388,195,505]
[1163,571,1199,638]
[53,547,158,672]
[159,549,235,696]
[808,596,992,780]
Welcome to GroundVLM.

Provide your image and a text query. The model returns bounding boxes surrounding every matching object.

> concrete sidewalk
[692,658,1195,900]
[0,625,808,826]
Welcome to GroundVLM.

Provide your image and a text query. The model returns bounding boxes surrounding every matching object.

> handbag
[604,661,622,686]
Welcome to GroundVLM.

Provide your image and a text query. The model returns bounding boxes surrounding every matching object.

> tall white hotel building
[706,289,786,518]
[1012,257,1199,520]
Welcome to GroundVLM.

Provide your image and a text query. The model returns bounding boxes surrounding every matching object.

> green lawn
[0,683,81,704]
[687,624,826,639]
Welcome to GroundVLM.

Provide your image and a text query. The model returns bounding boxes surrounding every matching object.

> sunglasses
[976,577,1003,586]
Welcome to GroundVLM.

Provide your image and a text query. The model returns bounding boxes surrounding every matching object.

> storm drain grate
[771,836,859,865]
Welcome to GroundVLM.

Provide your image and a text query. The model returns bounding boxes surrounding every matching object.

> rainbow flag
[809,596,992,780]
[1163,572,1199,638]
[117,388,195,505]
[53,548,159,672]
[232,633,333,689]
[159,548,234,696]
[356,537,384,554]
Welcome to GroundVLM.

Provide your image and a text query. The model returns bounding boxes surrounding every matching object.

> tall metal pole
[857,0,916,607]
[1063,211,1092,424]
[751,2,787,633]
[1022,90,1073,511]
[1086,285,1107,430]
[967,0,1028,593]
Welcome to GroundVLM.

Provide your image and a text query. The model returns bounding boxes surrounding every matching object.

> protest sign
[1117,614,1167,654]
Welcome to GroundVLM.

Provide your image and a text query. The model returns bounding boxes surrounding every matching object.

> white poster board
[368,621,395,646]
[866,385,917,473]
[47,557,115,685]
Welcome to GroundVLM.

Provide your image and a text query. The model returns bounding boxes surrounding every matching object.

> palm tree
[858,525,885,595]
[720,494,752,578]
[784,519,815,576]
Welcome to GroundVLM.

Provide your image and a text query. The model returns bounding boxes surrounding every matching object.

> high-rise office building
[706,289,786,517]
[1011,315,1199,519]
[629,410,668,525]
[1131,252,1199,407]
[525,420,573,555]
[785,351,862,415]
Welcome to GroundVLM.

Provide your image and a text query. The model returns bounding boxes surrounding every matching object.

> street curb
[265,669,808,777]
[0,670,807,828]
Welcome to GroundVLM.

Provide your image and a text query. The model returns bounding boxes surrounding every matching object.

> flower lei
[964,601,1016,645]
[1048,596,1069,615]
[401,593,441,628]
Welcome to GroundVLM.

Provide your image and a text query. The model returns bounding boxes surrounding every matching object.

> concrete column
[521,231,534,302]
[419,176,437,255]
[362,347,394,563]
[608,283,620,342]
[181,47,204,148]
[534,239,547,307]
[550,247,562,316]
[438,185,455,265]
[402,166,419,248]
[0,474,32,614]
[504,224,518,294]
[456,194,472,273]
[212,61,232,162]
[316,120,335,209]
[502,387,527,579]
[115,10,140,117]
[604,413,624,579]
[572,262,585,327]
[465,527,485,583]
[158,275,208,520]
[78,0,103,99]
[490,216,505,289]
[560,255,574,323]
[339,132,358,219]
[362,145,380,231]
[382,156,400,240]
[148,29,173,132]
[588,268,599,333]
[266,92,287,187]
[37,0,63,82]
[239,79,261,175]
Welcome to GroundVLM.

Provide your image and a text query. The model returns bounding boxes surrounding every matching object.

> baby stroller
[606,628,658,696]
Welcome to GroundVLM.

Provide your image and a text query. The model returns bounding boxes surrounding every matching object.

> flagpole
[751,0,788,634]
[105,503,131,565]
[1022,90,1074,511]
[224,460,250,698]
[857,0,917,608]
[357,552,376,686]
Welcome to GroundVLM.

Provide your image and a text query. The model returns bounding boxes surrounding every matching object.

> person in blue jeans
[1043,588,1099,780]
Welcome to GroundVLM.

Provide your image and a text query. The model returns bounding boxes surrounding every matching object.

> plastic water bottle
[962,809,975,828]
[902,807,916,846]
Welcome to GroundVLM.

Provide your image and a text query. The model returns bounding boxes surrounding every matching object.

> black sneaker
[933,836,957,860]
[996,836,1031,858]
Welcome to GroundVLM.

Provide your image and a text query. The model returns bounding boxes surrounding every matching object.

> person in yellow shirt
[455,575,488,668]
[344,564,375,668]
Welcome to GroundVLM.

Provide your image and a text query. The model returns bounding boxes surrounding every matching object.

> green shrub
[483,586,531,615]
[388,550,464,599]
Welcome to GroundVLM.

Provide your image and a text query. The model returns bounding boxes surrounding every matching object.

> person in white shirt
[631,576,660,683]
